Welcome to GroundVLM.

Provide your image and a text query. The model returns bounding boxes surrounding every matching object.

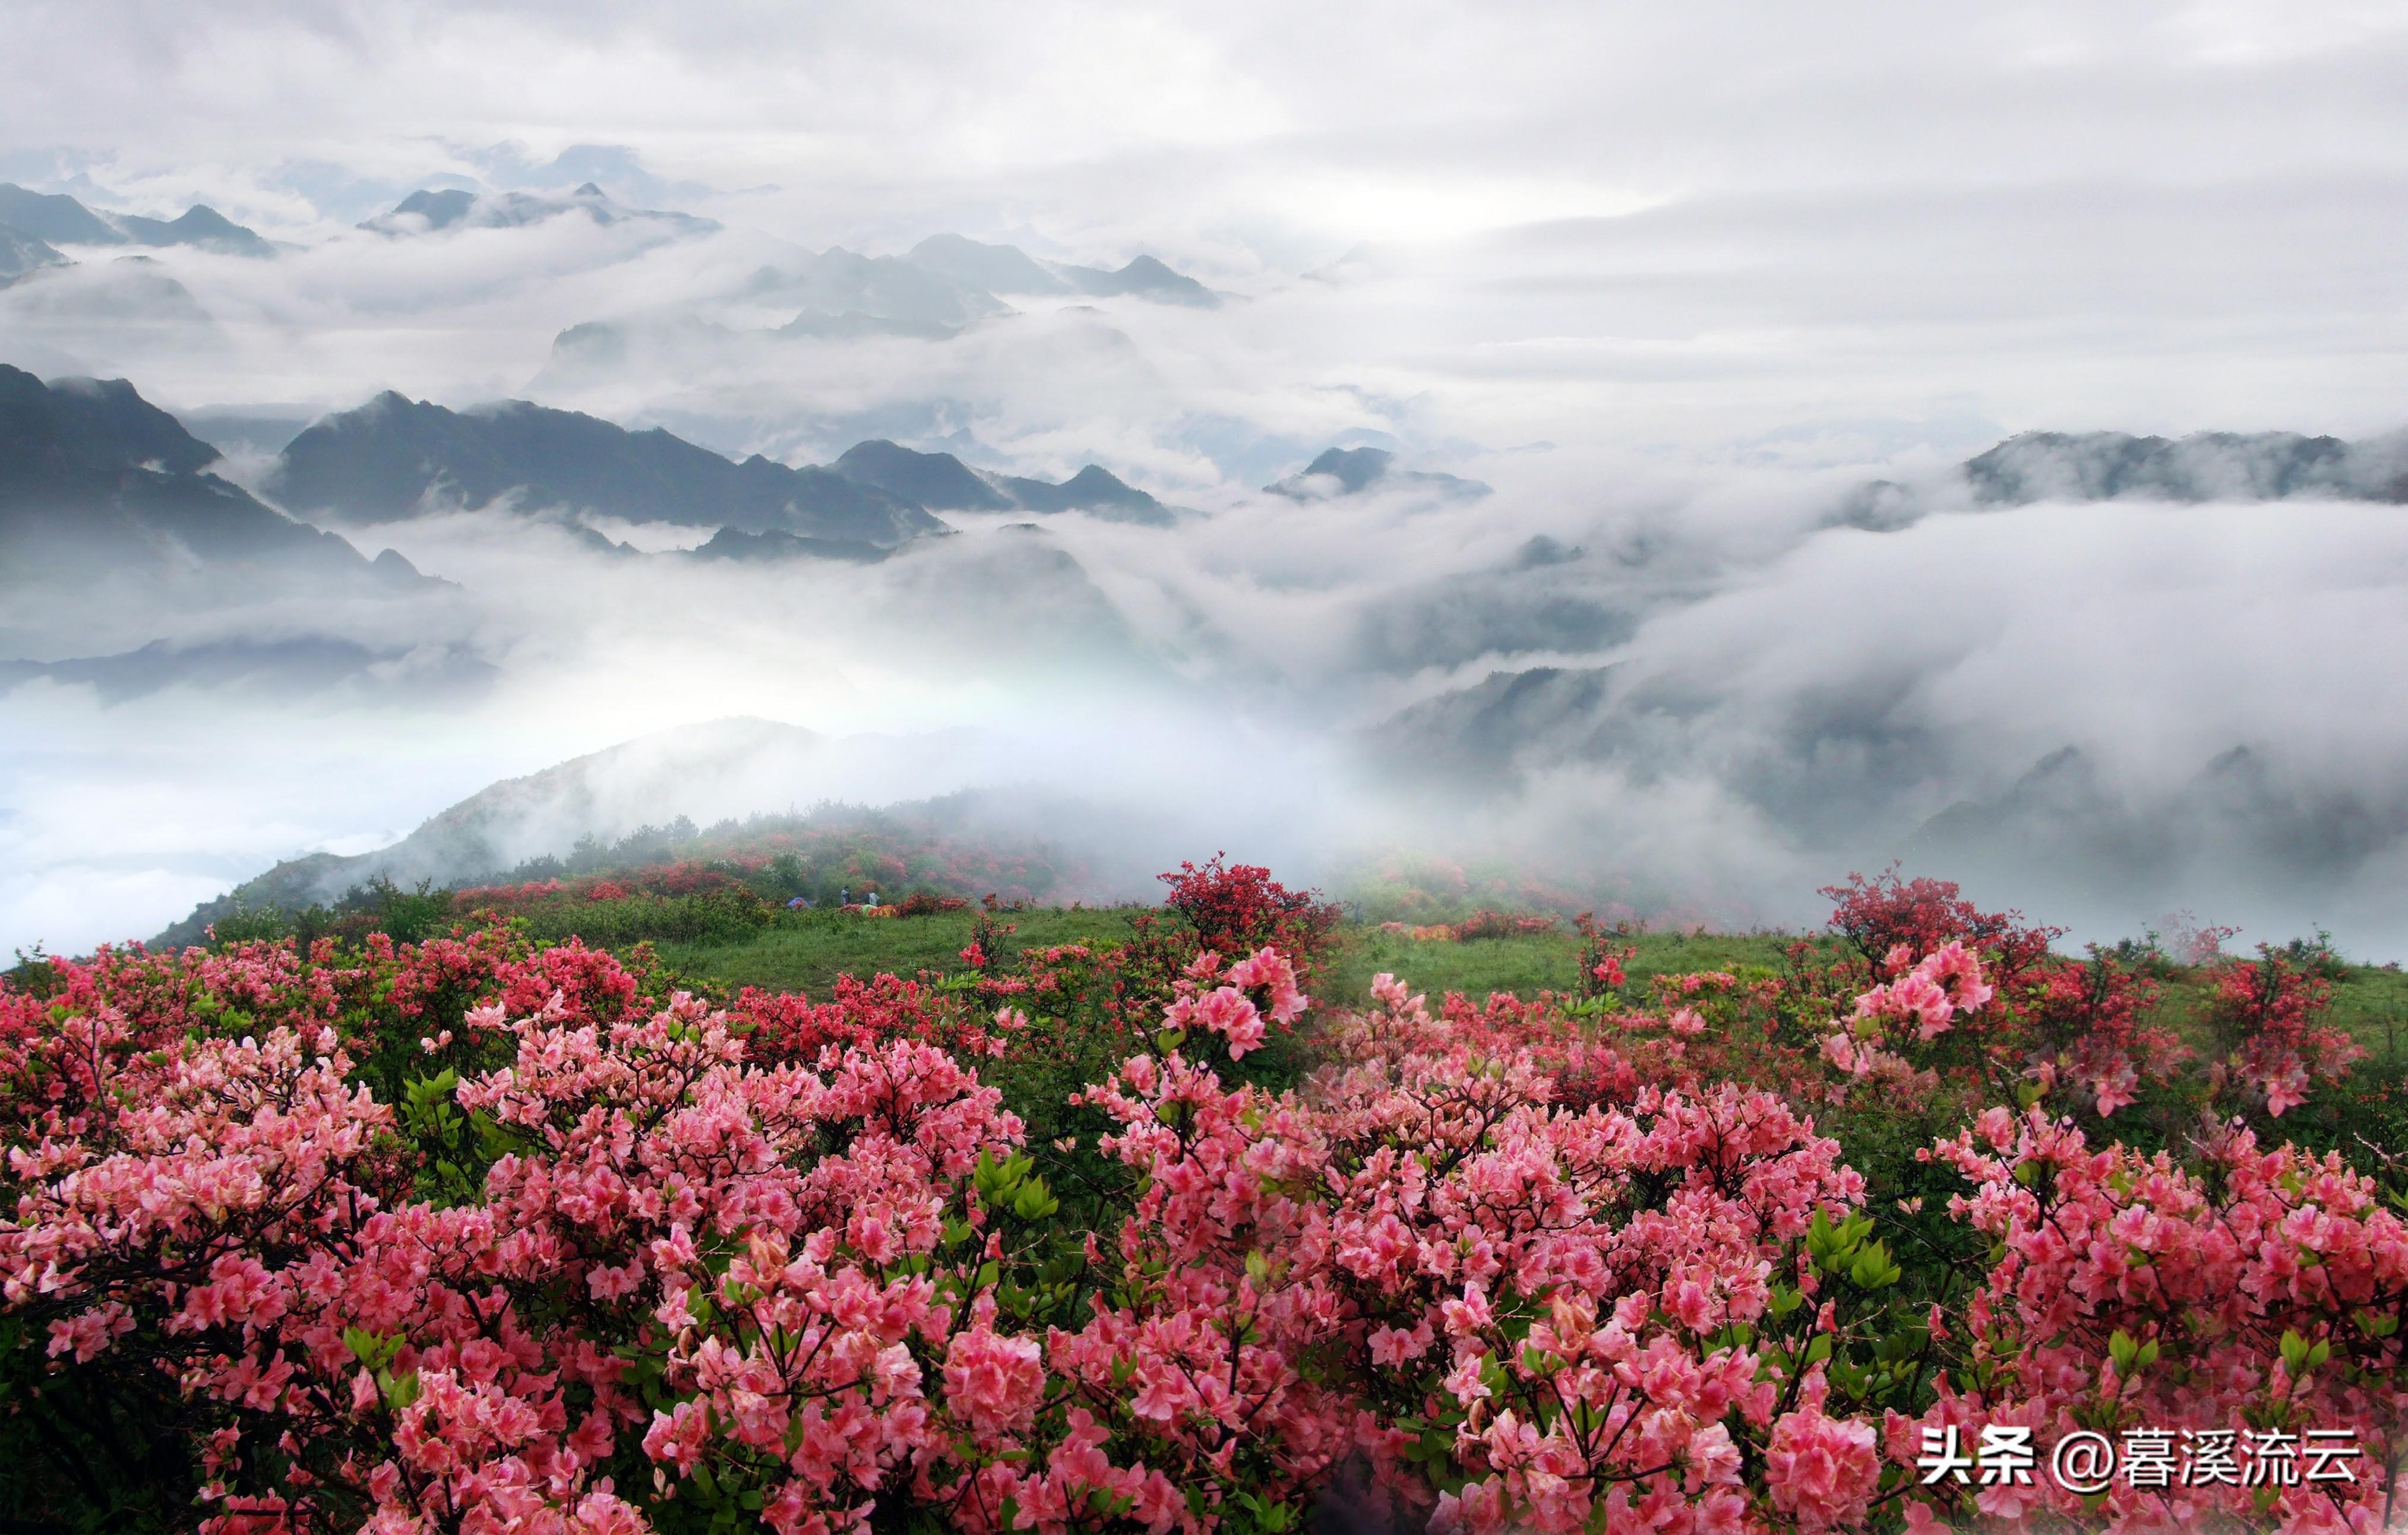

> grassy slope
[661,910,1805,1006]
[656,909,2408,1069]
[2325,964,2408,1065]
[1317,926,1803,1006]
[654,906,1151,995]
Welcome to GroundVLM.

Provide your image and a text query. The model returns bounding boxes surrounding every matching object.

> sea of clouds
[5,0,2408,957]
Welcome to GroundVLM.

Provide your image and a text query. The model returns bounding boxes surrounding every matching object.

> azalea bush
[1,864,2397,1533]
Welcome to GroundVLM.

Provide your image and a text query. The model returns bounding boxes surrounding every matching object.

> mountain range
[0,636,495,706]
[1833,428,2408,531]
[723,238,1217,336]
[0,364,434,602]
[156,717,838,934]
[903,233,1218,306]
[1961,429,2408,505]
[0,226,67,286]
[358,183,719,239]
[266,392,1175,536]
[267,391,944,544]
[1265,445,1491,501]
[0,182,274,257]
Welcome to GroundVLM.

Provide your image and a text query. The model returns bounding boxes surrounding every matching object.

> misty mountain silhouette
[690,527,894,564]
[0,184,120,245]
[359,183,718,238]
[902,233,1217,306]
[0,635,494,705]
[1,254,217,330]
[0,183,273,256]
[266,393,1176,540]
[775,311,963,341]
[832,439,1015,511]
[1265,446,1491,500]
[378,188,476,230]
[0,365,434,595]
[1822,427,2408,533]
[1056,254,1217,306]
[746,248,1010,329]
[1363,665,1619,788]
[905,233,1073,295]
[0,225,68,284]
[156,717,840,936]
[1903,742,2408,927]
[111,205,275,258]
[267,393,947,545]
[832,439,1175,524]
[1961,430,2408,505]
[994,464,1173,521]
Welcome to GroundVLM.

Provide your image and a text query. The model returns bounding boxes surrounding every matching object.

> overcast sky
[7,1,2404,444]
[6,0,2405,466]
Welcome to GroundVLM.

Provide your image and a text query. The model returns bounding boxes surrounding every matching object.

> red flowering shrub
[1449,910,1559,941]
[1773,875,2371,1142]
[893,891,974,917]
[2202,948,2365,1117]
[1819,871,2060,980]
[1159,856,1341,974]
[1572,911,1631,999]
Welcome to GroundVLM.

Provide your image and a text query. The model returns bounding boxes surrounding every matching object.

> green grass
[2314,962,2408,1065]
[660,907,1808,1007]
[655,906,1151,994]
[1315,925,1805,1007]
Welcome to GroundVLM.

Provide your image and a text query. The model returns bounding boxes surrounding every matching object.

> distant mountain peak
[831,439,1014,511]
[0,182,273,257]
[900,233,1218,307]
[1830,425,2408,533]
[903,233,1071,296]
[827,437,1175,525]
[361,186,718,239]
[1265,445,1490,501]
[1961,428,2408,505]
[0,366,435,604]
[0,183,124,245]
[0,223,70,284]
[267,393,944,546]
[388,188,476,230]
[1053,252,1218,307]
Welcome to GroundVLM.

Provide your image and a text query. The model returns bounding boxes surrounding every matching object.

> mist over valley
[7,3,2408,960]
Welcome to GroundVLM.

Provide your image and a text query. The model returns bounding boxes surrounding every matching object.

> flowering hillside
[2,865,2401,1533]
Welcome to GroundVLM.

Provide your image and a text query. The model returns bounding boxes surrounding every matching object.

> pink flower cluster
[1892,1105,2407,1531]
[1821,943,1998,1090]
[1,888,2395,1534]
[1160,946,1307,1059]
[1061,973,1885,1535]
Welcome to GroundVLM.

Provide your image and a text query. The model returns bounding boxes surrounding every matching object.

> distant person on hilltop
[839,885,849,906]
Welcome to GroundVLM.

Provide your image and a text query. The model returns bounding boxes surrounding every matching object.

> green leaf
[2279,1328,2311,1375]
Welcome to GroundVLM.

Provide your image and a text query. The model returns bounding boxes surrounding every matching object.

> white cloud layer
[5,1,2408,957]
